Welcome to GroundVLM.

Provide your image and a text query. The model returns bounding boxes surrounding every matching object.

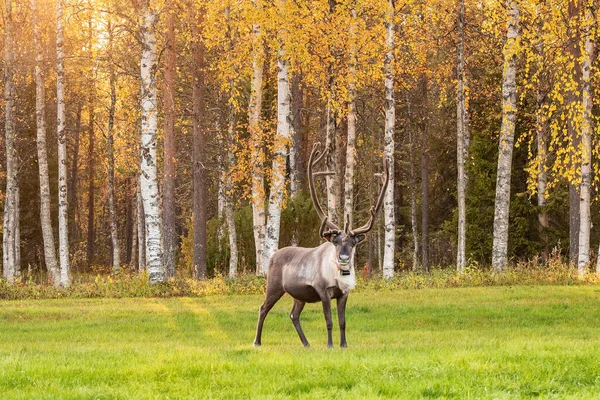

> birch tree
[382,0,395,279]
[578,1,595,275]
[344,7,358,229]
[534,4,549,259]
[163,7,177,279]
[262,0,292,271]
[491,0,520,272]
[139,0,165,283]
[107,21,120,273]
[407,97,419,271]
[249,0,266,274]
[192,6,208,279]
[33,0,60,285]
[3,0,18,283]
[57,0,70,286]
[456,0,468,272]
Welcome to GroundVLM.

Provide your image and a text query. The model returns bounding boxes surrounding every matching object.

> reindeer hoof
[303,343,310,348]
[327,344,333,349]
[340,343,347,348]
[253,342,261,347]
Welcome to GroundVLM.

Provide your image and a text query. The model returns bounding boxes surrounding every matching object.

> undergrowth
[1,253,599,300]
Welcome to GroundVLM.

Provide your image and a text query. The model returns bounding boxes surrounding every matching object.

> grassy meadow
[1,285,600,399]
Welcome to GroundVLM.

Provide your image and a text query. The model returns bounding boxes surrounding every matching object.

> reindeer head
[308,142,390,275]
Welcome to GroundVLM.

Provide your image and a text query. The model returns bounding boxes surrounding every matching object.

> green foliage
[3,287,600,398]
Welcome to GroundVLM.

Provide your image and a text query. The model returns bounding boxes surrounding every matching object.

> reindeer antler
[308,142,341,238]
[350,157,390,236]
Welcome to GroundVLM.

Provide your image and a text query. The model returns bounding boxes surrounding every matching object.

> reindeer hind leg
[253,288,284,347]
[290,299,309,347]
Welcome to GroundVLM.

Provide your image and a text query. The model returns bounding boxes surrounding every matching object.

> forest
[1,0,599,287]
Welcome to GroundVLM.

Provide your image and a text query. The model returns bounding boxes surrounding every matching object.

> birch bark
[192,6,208,279]
[344,8,358,229]
[107,22,120,273]
[456,0,469,272]
[163,9,177,279]
[225,97,238,277]
[579,3,595,274]
[263,2,291,271]
[491,0,520,272]
[249,2,266,274]
[33,0,60,285]
[3,0,17,283]
[407,98,419,272]
[420,76,430,272]
[382,0,395,279]
[535,5,549,259]
[139,0,165,283]
[57,0,70,286]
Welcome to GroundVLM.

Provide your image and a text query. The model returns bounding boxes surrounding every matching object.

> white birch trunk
[33,0,60,286]
[14,183,19,276]
[108,24,120,273]
[139,2,164,283]
[262,9,291,272]
[249,5,266,275]
[225,91,238,278]
[344,8,358,229]
[382,0,395,279]
[3,0,17,283]
[325,106,339,224]
[456,0,468,272]
[535,5,549,257]
[579,4,595,275]
[491,0,520,272]
[57,0,70,286]
[407,97,419,271]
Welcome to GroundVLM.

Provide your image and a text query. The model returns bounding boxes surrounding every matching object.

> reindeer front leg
[337,294,348,348]
[321,296,334,348]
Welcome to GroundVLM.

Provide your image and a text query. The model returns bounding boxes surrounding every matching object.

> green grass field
[1,285,600,399]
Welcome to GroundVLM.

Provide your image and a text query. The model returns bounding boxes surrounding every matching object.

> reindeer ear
[354,233,366,244]
[323,232,335,242]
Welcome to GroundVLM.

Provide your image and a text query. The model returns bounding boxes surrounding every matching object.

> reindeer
[253,142,389,348]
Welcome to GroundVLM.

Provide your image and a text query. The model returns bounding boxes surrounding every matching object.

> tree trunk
[578,3,595,275]
[86,12,95,270]
[325,105,340,225]
[136,185,146,272]
[69,105,82,242]
[491,0,520,272]
[3,0,17,283]
[407,97,419,272]
[249,3,266,274]
[344,8,358,230]
[420,76,430,273]
[263,6,292,270]
[126,180,135,265]
[32,0,60,285]
[107,22,120,274]
[163,9,177,279]
[57,0,70,286]
[225,96,238,277]
[568,0,582,266]
[535,5,549,260]
[290,73,304,196]
[139,0,164,283]
[192,6,208,280]
[382,0,395,279]
[456,0,469,272]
